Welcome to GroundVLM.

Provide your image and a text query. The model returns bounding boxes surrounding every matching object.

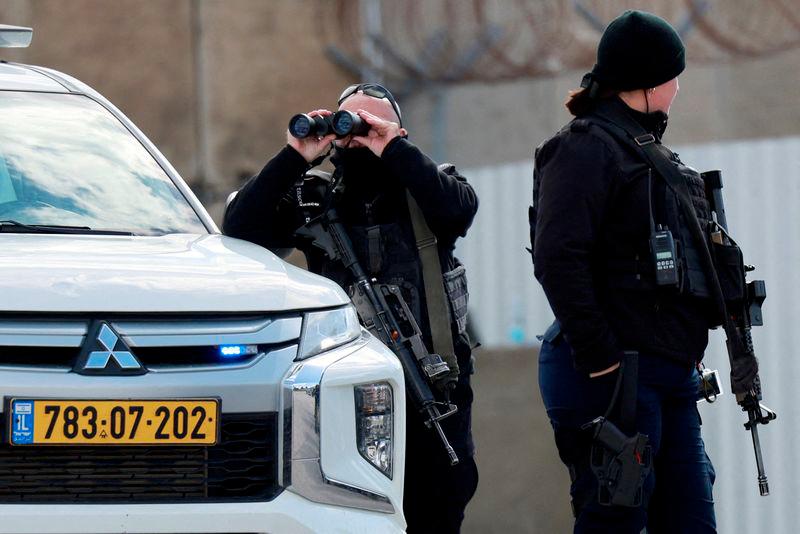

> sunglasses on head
[337,83,402,124]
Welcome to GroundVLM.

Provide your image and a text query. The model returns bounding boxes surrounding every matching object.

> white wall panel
[456,136,800,533]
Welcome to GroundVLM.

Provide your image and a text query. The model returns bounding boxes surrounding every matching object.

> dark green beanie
[585,10,685,92]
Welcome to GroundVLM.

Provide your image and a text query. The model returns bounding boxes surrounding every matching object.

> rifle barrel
[428,405,459,465]
[749,411,770,496]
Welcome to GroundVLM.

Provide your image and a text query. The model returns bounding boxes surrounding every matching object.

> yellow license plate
[7,399,219,446]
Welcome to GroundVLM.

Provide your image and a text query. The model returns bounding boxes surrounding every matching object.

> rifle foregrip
[742,328,755,359]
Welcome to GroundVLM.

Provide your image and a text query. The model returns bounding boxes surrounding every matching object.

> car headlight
[298,305,361,359]
[355,382,393,479]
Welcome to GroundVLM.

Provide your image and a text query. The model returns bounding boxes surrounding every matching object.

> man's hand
[287,109,336,163]
[589,362,620,378]
[352,109,408,157]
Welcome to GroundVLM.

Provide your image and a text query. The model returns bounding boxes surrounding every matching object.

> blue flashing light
[220,345,244,357]
[218,344,259,359]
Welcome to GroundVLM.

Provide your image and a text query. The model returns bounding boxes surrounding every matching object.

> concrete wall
[465,348,573,533]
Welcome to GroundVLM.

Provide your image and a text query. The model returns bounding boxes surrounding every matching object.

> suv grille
[0,413,281,503]
[0,345,277,368]
[0,315,302,369]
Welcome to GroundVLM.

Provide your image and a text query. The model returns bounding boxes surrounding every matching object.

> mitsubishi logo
[74,322,146,375]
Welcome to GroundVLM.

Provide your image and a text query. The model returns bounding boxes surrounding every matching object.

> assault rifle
[703,170,777,496]
[296,208,460,465]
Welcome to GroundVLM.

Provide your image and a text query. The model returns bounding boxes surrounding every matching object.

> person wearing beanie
[530,10,718,533]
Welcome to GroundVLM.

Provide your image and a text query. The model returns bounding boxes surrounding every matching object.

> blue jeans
[539,335,717,533]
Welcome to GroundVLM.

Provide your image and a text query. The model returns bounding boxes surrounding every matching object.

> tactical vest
[531,118,715,299]
[294,171,469,344]
[657,145,714,297]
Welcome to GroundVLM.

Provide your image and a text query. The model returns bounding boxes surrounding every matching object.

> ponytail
[564,87,620,117]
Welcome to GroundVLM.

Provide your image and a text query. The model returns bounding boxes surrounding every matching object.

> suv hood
[0,234,348,312]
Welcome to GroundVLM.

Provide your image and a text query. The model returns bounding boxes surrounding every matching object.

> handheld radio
[646,169,680,288]
[650,227,679,287]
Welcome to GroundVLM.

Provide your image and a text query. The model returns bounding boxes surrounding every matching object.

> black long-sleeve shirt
[534,132,623,373]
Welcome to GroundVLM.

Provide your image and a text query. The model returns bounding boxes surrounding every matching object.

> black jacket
[532,97,714,374]
[223,138,478,342]
[223,137,479,458]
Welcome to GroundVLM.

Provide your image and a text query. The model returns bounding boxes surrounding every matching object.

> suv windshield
[0,91,207,235]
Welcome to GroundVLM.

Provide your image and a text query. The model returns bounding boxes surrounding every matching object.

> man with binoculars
[223,83,480,532]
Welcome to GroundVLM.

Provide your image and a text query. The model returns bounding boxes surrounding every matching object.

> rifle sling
[405,190,460,380]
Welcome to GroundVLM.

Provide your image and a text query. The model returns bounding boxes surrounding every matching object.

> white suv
[0,25,406,533]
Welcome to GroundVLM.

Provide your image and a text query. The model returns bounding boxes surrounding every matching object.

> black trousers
[402,383,479,533]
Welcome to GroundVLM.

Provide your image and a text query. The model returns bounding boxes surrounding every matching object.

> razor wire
[320,0,800,85]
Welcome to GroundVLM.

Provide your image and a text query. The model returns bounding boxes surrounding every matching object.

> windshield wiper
[0,220,136,236]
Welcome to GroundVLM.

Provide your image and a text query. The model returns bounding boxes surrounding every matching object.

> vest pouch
[673,229,712,299]
[712,241,746,303]
[674,238,706,297]
[662,168,714,300]
[443,263,469,335]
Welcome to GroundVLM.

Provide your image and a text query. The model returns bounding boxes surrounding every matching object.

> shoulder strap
[589,110,717,284]
[405,190,460,385]
[588,110,756,394]
[587,110,694,205]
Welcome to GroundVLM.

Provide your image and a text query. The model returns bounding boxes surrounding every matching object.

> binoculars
[289,111,370,139]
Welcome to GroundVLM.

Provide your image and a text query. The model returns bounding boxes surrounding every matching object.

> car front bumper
[0,490,404,533]
[0,332,406,533]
